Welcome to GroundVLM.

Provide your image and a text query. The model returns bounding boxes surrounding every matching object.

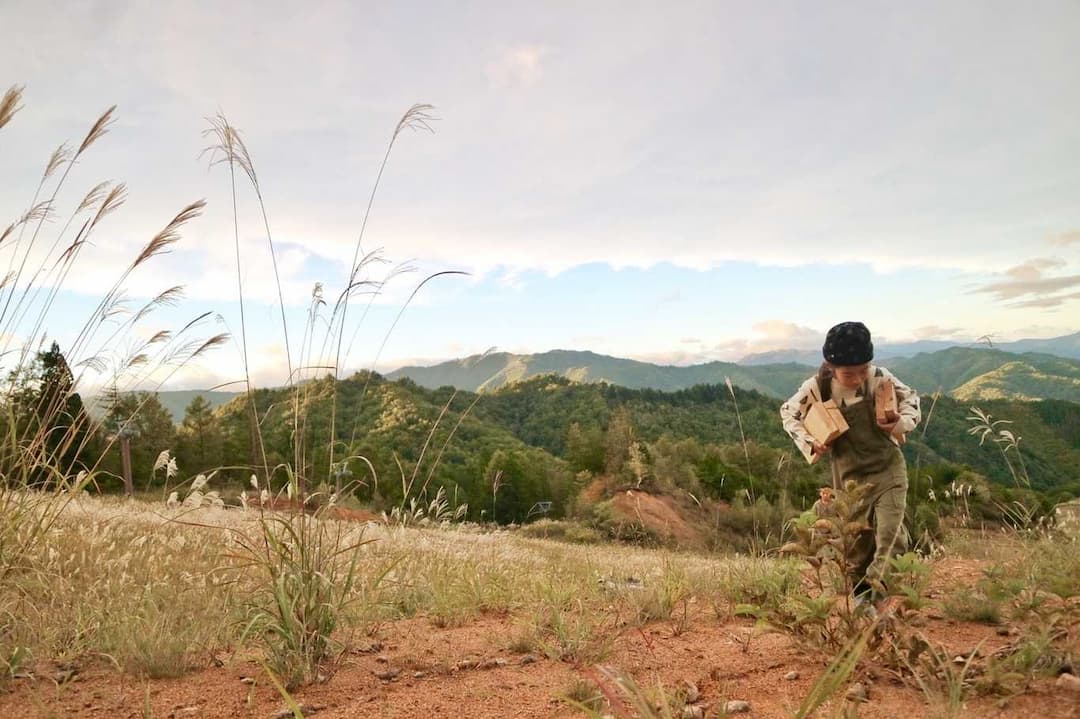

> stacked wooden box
[797,379,900,464]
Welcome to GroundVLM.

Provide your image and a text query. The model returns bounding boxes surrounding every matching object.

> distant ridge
[86,390,241,424]
[737,331,1080,365]
[388,341,1080,403]
[389,349,811,398]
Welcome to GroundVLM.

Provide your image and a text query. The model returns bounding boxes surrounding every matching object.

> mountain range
[388,344,1080,403]
[136,332,1080,422]
[738,331,1080,364]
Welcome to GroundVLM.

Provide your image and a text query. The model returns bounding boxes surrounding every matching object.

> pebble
[682,680,700,703]
[373,667,400,681]
[479,657,508,670]
[1057,673,1080,693]
[239,677,255,685]
[724,700,751,713]
[413,671,426,679]
[375,655,390,663]
[681,705,704,719]
[784,671,799,680]
[846,682,869,702]
[519,654,539,665]
[271,705,325,719]
[53,669,77,684]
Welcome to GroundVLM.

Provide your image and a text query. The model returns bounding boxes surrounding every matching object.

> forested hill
[468,375,1080,495]
[177,372,1080,521]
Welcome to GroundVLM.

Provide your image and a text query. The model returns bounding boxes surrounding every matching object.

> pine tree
[1,342,98,485]
[176,395,223,474]
[104,392,177,493]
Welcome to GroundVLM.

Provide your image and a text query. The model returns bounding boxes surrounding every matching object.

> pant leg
[845,496,876,597]
[864,482,908,593]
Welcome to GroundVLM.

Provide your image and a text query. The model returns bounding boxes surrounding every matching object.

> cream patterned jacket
[779,365,921,453]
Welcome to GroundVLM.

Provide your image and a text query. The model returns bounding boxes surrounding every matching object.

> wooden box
[875,378,898,423]
[798,399,850,464]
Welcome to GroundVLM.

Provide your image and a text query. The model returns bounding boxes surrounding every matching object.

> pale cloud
[912,325,964,339]
[1049,230,1080,245]
[658,291,683,304]
[625,349,713,366]
[1011,290,1080,309]
[706,320,822,361]
[975,258,1080,307]
[485,44,551,88]
[749,321,820,348]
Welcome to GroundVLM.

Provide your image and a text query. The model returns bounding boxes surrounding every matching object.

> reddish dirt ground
[4,558,1078,718]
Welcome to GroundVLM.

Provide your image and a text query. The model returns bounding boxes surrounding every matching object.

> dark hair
[816,362,833,402]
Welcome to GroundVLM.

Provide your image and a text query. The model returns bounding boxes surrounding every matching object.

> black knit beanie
[822,322,874,366]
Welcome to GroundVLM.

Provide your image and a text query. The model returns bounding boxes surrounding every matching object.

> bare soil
[4,557,1078,718]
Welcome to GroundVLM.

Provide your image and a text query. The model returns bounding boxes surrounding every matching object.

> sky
[2,0,1079,391]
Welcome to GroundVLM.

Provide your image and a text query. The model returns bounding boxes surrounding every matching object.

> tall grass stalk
[0,87,223,587]
[725,376,759,547]
[792,617,879,719]
[326,105,436,483]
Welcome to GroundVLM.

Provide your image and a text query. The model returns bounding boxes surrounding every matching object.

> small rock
[271,705,325,719]
[846,683,869,703]
[953,655,967,665]
[681,705,704,719]
[239,677,255,685]
[996,626,1011,636]
[1057,673,1080,693]
[724,700,751,713]
[373,667,400,681]
[479,657,508,670]
[413,671,426,679]
[519,654,538,665]
[454,659,479,671]
[681,680,700,703]
[354,641,384,654]
[53,669,77,684]
[375,655,390,664]
[784,671,799,681]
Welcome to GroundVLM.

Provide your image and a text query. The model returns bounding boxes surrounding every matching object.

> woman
[780,321,921,601]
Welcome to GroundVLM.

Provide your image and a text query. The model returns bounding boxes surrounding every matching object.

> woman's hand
[877,412,900,436]
[811,441,831,456]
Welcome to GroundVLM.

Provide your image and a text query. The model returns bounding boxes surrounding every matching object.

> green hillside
[194,371,1080,520]
[470,375,1080,496]
[951,361,1080,402]
[885,349,1080,402]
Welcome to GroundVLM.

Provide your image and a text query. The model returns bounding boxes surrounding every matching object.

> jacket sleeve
[879,366,921,435]
[780,377,819,452]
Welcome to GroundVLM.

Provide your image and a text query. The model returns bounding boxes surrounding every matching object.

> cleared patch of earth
[5,554,1078,718]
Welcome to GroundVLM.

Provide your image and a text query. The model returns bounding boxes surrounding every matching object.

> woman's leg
[864,482,908,594]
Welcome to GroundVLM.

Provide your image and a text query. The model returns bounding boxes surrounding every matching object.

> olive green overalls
[829,381,909,598]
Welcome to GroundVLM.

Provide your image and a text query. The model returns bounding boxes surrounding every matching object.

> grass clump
[943,587,1004,625]
[235,481,368,689]
[518,519,604,545]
